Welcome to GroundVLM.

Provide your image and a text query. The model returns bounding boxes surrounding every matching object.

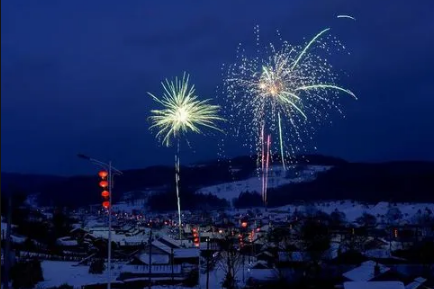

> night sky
[2,0,434,176]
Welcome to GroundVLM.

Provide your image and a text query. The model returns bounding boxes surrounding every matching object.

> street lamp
[78,154,122,289]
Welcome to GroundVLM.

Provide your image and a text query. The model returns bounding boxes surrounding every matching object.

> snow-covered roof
[137,253,170,265]
[405,277,427,289]
[11,235,26,243]
[122,264,181,274]
[70,224,84,230]
[1,222,17,230]
[278,251,310,262]
[363,249,407,261]
[343,261,390,282]
[344,281,405,289]
[158,236,182,248]
[173,248,199,258]
[256,251,274,258]
[56,236,78,247]
[250,260,270,269]
[151,240,172,254]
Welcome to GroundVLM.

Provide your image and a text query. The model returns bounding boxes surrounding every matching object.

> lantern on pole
[99,170,110,209]
[192,228,200,247]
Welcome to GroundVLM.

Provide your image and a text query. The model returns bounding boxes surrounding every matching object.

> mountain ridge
[2,154,434,207]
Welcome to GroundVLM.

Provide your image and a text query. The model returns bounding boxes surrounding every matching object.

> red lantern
[101,190,109,198]
[192,227,200,247]
[99,180,109,188]
[102,201,110,208]
[241,222,248,228]
[99,171,108,178]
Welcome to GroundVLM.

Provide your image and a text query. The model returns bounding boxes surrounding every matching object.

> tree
[268,226,292,250]
[419,240,434,276]
[330,209,347,228]
[183,268,199,287]
[10,259,43,289]
[299,219,331,261]
[22,237,37,252]
[340,232,369,253]
[355,213,377,228]
[89,259,106,274]
[52,209,73,238]
[233,192,263,208]
[386,206,403,225]
[217,234,244,289]
[297,218,331,283]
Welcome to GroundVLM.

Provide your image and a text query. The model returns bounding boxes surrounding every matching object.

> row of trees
[212,205,434,288]
[147,188,229,211]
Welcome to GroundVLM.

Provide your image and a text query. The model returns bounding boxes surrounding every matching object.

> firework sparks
[149,73,223,147]
[149,72,223,240]
[223,26,356,205]
[337,15,356,21]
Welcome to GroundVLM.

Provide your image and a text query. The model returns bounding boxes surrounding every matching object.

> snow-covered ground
[37,258,254,289]
[88,229,149,244]
[276,201,434,223]
[197,165,331,201]
[1,222,26,244]
[38,261,122,288]
[111,202,146,214]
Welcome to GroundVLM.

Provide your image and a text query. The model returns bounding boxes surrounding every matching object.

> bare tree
[386,205,403,225]
[340,233,369,253]
[216,233,244,289]
[330,209,347,229]
[294,218,331,282]
[355,213,377,228]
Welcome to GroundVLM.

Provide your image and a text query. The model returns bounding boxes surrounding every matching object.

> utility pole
[148,229,153,289]
[206,238,210,289]
[171,247,174,283]
[77,154,122,289]
[242,252,245,283]
[4,197,12,289]
[107,162,113,289]
[197,226,201,288]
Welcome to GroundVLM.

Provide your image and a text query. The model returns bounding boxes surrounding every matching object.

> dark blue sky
[2,0,434,175]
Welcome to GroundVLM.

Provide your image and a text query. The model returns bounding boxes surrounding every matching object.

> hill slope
[2,155,434,207]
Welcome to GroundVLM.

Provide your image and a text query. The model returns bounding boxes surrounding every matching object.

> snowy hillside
[276,201,434,223]
[197,165,332,201]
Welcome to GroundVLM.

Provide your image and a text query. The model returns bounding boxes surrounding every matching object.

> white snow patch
[197,165,332,201]
[344,281,405,289]
[343,261,390,282]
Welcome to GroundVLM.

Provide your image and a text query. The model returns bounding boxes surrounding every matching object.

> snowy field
[197,165,331,201]
[275,201,434,223]
[37,259,254,289]
[38,261,122,288]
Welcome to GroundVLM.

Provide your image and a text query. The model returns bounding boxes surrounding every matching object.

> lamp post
[206,238,210,289]
[78,154,122,289]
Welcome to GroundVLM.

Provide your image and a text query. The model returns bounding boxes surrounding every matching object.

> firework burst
[223,26,356,205]
[149,73,223,147]
[149,72,223,241]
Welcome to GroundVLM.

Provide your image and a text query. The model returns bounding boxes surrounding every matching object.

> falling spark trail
[175,142,182,241]
[291,28,330,70]
[337,15,356,21]
[295,85,358,99]
[278,112,286,170]
[264,134,271,206]
[261,123,265,202]
[148,73,223,243]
